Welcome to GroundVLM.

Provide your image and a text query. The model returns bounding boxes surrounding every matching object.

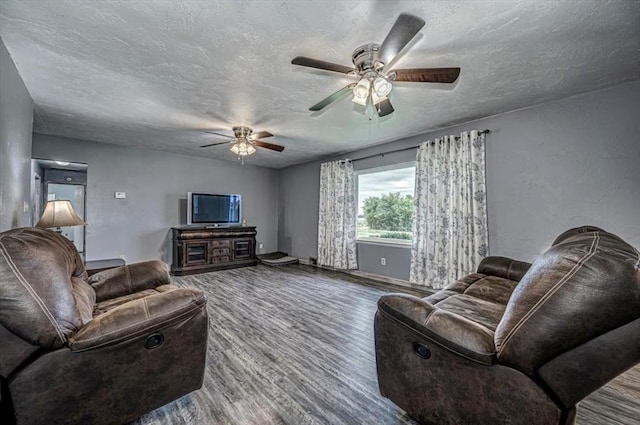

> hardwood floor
[131,264,639,425]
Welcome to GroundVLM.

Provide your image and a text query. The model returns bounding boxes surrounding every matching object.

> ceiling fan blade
[376,98,394,117]
[310,83,357,111]
[250,131,273,140]
[390,67,460,83]
[200,141,230,148]
[292,56,356,75]
[204,131,235,139]
[379,13,425,68]
[255,140,285,152]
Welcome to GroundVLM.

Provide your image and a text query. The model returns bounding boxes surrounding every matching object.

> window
[356,163,416,244]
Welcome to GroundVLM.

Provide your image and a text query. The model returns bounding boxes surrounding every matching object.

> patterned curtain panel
[409,130,488,289]
[317,160,358,270]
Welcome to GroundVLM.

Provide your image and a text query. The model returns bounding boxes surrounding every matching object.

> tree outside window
[357,165,415,243]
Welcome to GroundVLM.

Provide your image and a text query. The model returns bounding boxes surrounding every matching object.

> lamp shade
[352,77,370,100]
[36,200,86,228]
[373,76,392,97]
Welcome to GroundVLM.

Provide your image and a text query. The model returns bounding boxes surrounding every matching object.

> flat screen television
[187,192,241,226]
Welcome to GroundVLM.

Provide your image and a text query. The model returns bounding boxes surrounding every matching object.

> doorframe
[32,159,89,259]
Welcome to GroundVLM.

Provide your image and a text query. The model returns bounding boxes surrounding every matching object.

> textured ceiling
[1,0,639,168]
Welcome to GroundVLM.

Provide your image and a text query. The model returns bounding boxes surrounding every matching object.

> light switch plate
[115,192,126,199]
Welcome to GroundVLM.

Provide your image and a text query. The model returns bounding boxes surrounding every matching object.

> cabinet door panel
[233,238,254,260]
[184,241,209,266]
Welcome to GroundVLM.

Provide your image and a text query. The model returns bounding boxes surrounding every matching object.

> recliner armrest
[69,287,206,351]
[537,317,640,409]
[377,294,496,365]
[88,260,171,302]
[477,256,531,282]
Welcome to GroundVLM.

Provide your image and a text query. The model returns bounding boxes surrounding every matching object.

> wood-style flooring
[131,264,639,425]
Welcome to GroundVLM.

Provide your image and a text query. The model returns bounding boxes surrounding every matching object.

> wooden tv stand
[171,226,257,275]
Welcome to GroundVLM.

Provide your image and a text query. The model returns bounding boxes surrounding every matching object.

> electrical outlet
[23,201,29,213]
[259,242,263,249]
[381,257,386,266]
[115,192,126,199]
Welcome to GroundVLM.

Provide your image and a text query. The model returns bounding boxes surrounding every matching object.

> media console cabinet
[171,226,257,275]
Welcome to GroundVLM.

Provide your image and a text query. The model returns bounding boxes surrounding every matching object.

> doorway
[31,159,88,258]
[46,183,86,254]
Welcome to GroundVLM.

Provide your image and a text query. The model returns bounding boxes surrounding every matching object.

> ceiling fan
[200,126,284,163]
[291,13,460,118]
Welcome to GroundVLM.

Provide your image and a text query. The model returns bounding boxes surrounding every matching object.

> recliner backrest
[0,228,93,349]
[494,227,640,375]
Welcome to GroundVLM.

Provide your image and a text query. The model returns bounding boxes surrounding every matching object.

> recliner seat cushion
[425,273,519,331]
[434,294,506,331]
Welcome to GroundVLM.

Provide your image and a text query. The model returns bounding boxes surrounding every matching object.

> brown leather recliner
[375,226,640,425]
[0,227,209,425]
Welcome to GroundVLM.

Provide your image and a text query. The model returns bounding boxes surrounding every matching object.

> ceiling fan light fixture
[373,76,392,97]
[230,140,256,156]
[352,93,368,106]
[202,126,281,159]
[352,78,370,100]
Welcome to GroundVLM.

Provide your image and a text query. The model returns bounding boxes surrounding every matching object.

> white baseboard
[346,269,431,291]
[296,260,432,292]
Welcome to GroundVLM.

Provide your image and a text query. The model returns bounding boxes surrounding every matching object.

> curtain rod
[344,129,490,164]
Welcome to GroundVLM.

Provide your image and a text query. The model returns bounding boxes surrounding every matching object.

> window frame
[355,161,416,246]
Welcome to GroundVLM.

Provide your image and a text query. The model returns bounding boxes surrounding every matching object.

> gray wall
[278,80,640,280]
[0,37,33,231]
[277,159,321,259]
[33,134,280,263]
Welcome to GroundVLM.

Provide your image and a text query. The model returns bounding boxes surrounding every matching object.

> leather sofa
[375,226,640,425]
[0,227,209,425]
